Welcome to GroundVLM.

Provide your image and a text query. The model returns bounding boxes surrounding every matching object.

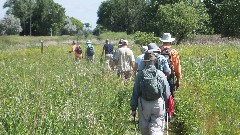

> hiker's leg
[138,98,151,135]
[105,54,111,70]
[149,98,165,135]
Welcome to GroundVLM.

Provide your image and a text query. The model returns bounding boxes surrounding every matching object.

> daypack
[75,45,82,54]
[160,47,176,96]
[140,67,163,101]
[87,44,94,56]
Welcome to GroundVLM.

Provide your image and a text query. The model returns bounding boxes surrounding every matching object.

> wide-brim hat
[86,40,91,44]
[141,46,148,53]
[143,51,157,61]
[122,40,128,45]
[147,43,160,52]
[160,33,175,42]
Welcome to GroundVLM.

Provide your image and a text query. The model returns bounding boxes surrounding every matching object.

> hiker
[136,43,171,76]
[116,40,135,83]
[85,40,95,63]
[130,51,171,135]
[113,40,123,76]
[70,41,82,62]
[102,39,114,70]
[159,33,181,97]
[134,46,148,77]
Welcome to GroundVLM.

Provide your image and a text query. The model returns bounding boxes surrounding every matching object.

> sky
[0,0,106,29]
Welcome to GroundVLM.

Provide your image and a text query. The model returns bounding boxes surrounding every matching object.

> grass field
[0,36,239,134]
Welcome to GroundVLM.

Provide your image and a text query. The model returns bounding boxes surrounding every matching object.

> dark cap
[143,51,157,61]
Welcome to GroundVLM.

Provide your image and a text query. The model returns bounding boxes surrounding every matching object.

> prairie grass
[0,36,239,134]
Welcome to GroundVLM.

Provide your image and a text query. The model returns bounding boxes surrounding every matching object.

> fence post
[41,40,44,54]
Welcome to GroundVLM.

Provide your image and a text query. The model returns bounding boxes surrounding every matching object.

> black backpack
[160,47,175,95]
[75,45,82,54]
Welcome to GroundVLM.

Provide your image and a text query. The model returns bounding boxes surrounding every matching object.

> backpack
[87,44,94,56]
[75,45,82,54]
[140,67,163,101]
[160,47,174,75]
[160,47,175,96]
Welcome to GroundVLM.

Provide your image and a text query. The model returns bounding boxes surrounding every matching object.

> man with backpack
[130,51,171,135]
[137,43,171,76]
[70,41,82,62]
[159,33,181,97]
[85,40,95,63]
[102,39,114,70]
[116,40,135,83]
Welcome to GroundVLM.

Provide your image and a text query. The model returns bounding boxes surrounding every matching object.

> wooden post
[41,40,44,54]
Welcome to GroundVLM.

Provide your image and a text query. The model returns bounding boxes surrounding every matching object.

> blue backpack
[87,44,94,56]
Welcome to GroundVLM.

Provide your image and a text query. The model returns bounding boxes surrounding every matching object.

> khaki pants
[105,54,113,70]
[138,97,165,135]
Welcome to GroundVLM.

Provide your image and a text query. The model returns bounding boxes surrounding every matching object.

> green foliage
[3,0,66,36]
[0,14,23,35]
[70,17,84,31]
[134,31,159,46]
[155,1,209,44]
[0,36,239,134]
[203,0,240,37]
[174,44,240,134]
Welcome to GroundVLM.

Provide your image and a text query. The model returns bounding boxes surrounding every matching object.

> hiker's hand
[131,111,136,117]
[176,80,180,89]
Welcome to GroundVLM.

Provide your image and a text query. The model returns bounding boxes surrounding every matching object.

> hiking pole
[166,112,169,135]
[133,115,138,135]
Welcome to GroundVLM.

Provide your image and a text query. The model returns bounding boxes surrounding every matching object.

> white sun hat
[160,33,175,42]
[86,40,91,44]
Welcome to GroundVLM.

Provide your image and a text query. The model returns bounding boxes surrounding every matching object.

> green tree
[0,14,22,35]
[204,0,240,37]
[3,0,66,36]
[70,17,84,31]
[155,1,210,44]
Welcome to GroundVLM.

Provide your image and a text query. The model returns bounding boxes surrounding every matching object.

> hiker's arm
[171,50,181,89]
[102,46,105,57]
[130,72,141,112]
[162,57,171,76]
[163,74,170,110]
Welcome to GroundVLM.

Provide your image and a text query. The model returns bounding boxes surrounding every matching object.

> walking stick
[134,115,138,135]
[166,112,169,135]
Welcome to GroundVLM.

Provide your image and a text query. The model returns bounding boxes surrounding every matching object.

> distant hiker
[116,40,135,83]
[85,40,95,63]
[159,33,181,97]
[134,46,148,77]
[102,39,114,70]
[70,41,82,62]
[130,51,171,135]
[137,43,171,76]
[113,40,123,76]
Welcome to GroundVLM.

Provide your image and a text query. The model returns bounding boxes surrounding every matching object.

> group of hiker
[70,33,181,135]
[70,40,95,63]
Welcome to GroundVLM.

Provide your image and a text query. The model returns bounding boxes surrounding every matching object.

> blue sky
[0,0,106,29]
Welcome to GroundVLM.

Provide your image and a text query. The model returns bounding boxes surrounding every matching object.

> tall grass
[174,44,240,134]
[0,36,239,134]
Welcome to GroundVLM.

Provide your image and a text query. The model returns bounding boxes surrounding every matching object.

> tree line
[1,0,240,43]
[0,0,90,36]
[96,0,240,43]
